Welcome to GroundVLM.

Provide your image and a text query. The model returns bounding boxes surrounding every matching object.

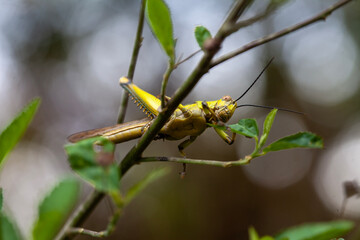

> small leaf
[194,26,212,49]
[65,137,120,193]
[275,220,354,240]
[32,178,79,240]
[263,132,323,153]
[0,213,22,240]
[259,109,277,149]
[146,0,175,60]
[249,226,260,240]
[0,98,40,167]
[229,119,259,139]
[125,168,169,205]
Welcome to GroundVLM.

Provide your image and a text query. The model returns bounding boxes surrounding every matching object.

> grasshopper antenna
[236,104,305,115]
[234,57,274,103]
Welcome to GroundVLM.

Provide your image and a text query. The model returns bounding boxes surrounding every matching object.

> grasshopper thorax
[214,95,237,123]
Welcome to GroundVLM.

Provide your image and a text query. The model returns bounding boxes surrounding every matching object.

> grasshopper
[68,60,279,156]
[68,76,237,156]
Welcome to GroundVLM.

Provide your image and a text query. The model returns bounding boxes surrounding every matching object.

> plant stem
[210,0,353,68]
[230,1,282,34]
[174,49,202,68]
[160,60,175,109]
[117,0,146,124]
[67,208,122,238]
[140,156,253,167]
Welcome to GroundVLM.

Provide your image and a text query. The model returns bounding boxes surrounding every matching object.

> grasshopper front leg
[201,101,236,145]
[214,127,236,145]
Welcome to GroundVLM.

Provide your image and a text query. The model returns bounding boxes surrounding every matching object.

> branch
[117,0,146,123]
[174,49,202,68]
[210,0,353,68]
[160,60,175,109]
[67,208,121,238]
[229,1,282,34]
[55,191,105,240]
[140,156,253,167]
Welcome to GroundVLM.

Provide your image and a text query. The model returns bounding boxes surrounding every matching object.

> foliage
[212,109,323,161]
[145,0,175,61]
[65,137,120,194]
[0,98,40,167]
[0,189,23,240]
[32,178,79,240]
[194,26,212,49]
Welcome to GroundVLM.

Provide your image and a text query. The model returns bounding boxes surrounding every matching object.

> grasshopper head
[215,95,237,123]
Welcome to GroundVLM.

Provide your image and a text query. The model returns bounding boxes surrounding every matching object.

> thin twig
[229,1,282,34]
[210,0,353,68]
[117,0,146,123]
[56,191,105,240]
[140,156,252,167]
[160,61,175,109]
[174,49,202,68]
[67,208,121,238]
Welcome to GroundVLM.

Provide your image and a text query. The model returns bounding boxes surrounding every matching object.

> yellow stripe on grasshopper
[119,77,161,118]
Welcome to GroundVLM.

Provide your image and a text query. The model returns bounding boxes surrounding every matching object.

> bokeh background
[0,0,360,239]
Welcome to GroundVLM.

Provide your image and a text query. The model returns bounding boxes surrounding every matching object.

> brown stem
[117,0,146,123]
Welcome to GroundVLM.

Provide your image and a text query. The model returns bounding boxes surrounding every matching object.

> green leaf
[32,178,79,240]
[146,0,175,60]
[275,220,354,240]
[194,26,212,49]
[65,137,120,193]
[0,98,40,167]
[229,119,259,139]
[263,132,323,153]
[259,109,277,149]
[0,213,22,240]
[249,226,260,240]
[125,168,169,205]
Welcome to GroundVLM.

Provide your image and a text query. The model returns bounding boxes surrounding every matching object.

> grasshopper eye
[222,96,232,102]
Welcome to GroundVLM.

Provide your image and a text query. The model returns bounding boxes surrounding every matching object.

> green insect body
[68,77,237,155]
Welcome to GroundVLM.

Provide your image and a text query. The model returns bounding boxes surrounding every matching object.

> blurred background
[0,0,360,239]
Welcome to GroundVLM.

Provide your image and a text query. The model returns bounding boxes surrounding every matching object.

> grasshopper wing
[68,118,150,143]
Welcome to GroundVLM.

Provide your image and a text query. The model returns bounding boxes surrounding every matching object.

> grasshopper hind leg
[178,136,197,157]
[178,136,197,178]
